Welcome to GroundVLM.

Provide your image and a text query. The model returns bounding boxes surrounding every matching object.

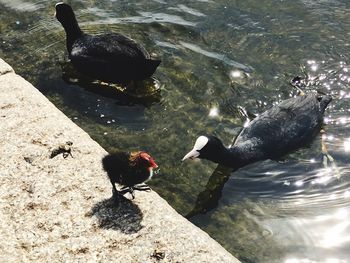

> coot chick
[55,3,161,83]
[183,93,332,169]
[102,151,158,199]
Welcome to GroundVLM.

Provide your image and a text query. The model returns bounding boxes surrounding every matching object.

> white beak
[55,2,64,8]
[182,149,200,161]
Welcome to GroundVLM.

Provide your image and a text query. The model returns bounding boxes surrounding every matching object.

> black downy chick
[102,151,158,199]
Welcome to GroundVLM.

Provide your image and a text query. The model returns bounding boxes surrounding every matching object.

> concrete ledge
[0,58,240,262]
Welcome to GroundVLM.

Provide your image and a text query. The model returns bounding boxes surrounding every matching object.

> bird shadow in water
[88,196,143,234]
[59,61,162,107]
[186,165,234,219]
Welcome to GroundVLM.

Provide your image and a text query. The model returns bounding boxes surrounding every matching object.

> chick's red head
[139,152,158,170]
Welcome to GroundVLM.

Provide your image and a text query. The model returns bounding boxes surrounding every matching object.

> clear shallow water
[1,1,350,262]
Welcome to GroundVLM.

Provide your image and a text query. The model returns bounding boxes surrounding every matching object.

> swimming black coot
[55,3,161,82]
[102,151,158,199]
[183,94,332,168]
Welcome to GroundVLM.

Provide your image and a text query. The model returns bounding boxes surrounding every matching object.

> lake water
[1,1,350,262]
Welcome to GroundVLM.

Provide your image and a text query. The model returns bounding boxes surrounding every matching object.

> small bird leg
[320,129,340,178]
[129,188,135,199]
[290,76,306,96]
[117,184,152,199]
[119,186,131,194]
[119,186,135,199]
[133,183,151,192]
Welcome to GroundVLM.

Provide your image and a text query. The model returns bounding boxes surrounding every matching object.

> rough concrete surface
[0,58,240,263]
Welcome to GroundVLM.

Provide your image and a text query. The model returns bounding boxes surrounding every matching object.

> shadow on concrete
[89,196,143,234]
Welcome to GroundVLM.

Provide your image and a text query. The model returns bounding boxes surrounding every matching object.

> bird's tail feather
[144,59,161,74]
[319,95,332,113]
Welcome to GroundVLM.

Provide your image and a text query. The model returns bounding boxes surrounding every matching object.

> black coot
[55,3,161,82]
[183,93,332,169]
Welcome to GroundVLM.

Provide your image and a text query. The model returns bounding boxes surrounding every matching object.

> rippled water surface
[1,1,350,262]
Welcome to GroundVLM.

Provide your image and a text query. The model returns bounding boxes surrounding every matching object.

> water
[1,1,350,262]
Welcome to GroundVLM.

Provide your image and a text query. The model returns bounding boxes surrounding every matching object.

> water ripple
[0,0,44,12]
[179,41,253,72]
[78,13,197,27]
[168,4,206,17]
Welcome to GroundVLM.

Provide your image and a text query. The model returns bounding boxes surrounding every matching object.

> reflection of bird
[102,151,158,199]
[186,165,231,219]
[183,94,332,168]
[55,3,161,83]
